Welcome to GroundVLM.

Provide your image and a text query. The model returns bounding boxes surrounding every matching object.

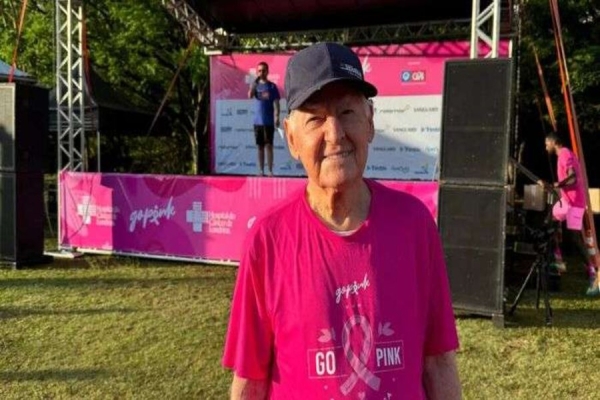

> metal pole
[471,0,480,58]
[492,0,501,58]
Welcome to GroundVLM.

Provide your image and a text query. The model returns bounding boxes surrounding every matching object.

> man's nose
[323,116,345,143]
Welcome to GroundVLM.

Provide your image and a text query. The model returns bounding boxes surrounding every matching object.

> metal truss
[160,0,223,48]
[470,0,505,58]
[55,0,85,172]
[219,20,472,53]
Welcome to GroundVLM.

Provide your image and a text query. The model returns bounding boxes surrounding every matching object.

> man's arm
[423,351,461,400]
[554,167,577,188]
[273,99,280,128]
[230,375,269,400]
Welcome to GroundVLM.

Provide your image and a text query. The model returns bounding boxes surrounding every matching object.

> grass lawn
[0,252,599,399]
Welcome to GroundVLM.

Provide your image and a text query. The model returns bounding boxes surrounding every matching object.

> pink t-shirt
[223,179,459,399]
[557,147,586,208]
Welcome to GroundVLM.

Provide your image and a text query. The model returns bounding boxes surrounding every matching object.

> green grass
[0,253,599,399]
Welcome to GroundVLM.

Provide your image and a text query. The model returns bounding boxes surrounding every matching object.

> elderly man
[223,42,461,399]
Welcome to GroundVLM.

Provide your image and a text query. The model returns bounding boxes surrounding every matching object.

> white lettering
[129,197,176,232]
[316,352,325,376]
[376,348,384,367]
[315,351,336,376]
[335,274,371,304]
[325,351,336,375]
[376,346,403,367]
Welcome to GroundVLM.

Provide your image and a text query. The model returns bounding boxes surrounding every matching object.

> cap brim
[289,77,378,110]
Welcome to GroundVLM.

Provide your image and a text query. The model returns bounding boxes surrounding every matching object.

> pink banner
[60,172,438,263]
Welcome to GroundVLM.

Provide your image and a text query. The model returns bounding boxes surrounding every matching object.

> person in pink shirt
[539,132,599,296]
[222,42,461,399]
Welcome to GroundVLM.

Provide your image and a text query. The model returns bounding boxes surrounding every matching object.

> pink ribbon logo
[340,315,381,395]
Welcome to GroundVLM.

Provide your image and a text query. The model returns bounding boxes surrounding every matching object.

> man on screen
[223,42,461,399]
[248,61,280,176]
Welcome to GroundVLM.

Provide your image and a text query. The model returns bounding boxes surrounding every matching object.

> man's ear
[284,117,300,160]
[367,102,375,143]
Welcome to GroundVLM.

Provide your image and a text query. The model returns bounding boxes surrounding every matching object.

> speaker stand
[507,234,554,326]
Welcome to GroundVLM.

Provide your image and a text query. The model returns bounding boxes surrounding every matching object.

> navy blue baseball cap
[285,42,378,110]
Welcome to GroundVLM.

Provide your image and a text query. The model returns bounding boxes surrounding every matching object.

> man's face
[545,138,556,154]
[257,64,268,80]
[284,82,374,190]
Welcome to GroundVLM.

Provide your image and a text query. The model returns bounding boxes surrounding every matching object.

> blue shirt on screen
[253,81,280,126]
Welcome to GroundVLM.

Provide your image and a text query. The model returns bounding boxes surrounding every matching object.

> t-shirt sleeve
[272,84,281,100]
[222,231,274,380]
[423,213,460,356]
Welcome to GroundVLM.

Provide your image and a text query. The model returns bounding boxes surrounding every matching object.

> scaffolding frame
[470,0,503,58]
[55,0,85,173]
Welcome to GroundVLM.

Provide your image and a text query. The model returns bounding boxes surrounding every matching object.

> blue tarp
[0,59,34,82]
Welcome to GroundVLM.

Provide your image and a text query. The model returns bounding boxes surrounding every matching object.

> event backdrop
[210,41,510,179]
[60,172,439,263]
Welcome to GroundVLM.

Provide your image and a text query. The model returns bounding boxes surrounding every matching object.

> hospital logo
[78,196,120,227]
[77,196,97,225]
[401,70,426,83]
[186,201,236,235]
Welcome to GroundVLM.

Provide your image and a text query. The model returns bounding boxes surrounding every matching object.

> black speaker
[0,172,45,266]
[0,83,48,267]
[440,59,513,186]
[0,83,48,173]
[438,184,506,319]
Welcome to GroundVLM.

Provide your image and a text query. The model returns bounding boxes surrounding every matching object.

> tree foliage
[519,0,600,134]
[0,0,209,174]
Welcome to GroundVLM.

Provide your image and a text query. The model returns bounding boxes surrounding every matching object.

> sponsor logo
[218,161,237,167]
[413,106,439,113]
[220,108,233,117]
[372,146,396,152]
[241,162,257,167]
[402,146,420,153]
[414,164,432,176]
[401,70,426,83]
[235,128,254,133]
[366,165,388,172]
[218,145,239,150]
[186,202,236,235]
[378,105,410,114]
[129,197,176,233]
[77,196,119,227]
[391,166,411,174]
[220,126,233,133]
[392,127,417,133]
[236,109,248,116]
[420,127,440,133]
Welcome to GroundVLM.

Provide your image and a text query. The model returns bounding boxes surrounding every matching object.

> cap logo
[339,63,362,79]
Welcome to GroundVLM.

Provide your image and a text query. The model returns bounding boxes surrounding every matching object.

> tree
[517,0,600,185]
[0,0,210,174]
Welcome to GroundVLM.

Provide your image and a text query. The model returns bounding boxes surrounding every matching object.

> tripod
[507,217,557,326]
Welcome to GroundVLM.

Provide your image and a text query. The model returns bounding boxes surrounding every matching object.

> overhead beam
[160,0,223,48]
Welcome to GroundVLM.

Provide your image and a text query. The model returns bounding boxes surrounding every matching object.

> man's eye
[342,109,354,115]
